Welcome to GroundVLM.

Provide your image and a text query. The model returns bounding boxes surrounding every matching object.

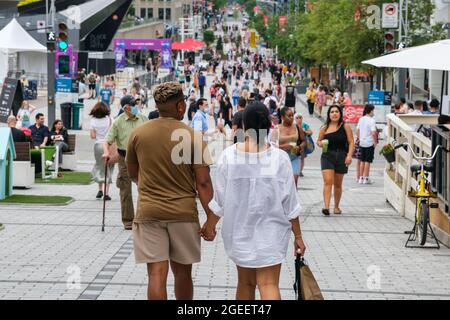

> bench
[61,134,77,171]
[13,142,35,188]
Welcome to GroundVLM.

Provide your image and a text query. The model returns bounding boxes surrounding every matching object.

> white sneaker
[45,160,54,167]
[358,177,364,184]
[363,178,374,185]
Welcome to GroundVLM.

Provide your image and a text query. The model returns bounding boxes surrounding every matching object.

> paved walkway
[1,92,450,300]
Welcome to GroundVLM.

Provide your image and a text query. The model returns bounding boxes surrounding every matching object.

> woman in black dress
[317,106,355,216]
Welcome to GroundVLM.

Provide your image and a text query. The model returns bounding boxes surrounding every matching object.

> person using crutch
[102,96,148,230]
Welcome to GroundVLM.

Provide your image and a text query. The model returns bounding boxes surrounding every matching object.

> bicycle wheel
[418,203,429,246]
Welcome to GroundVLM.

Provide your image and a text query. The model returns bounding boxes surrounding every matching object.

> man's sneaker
[363,178,374,185]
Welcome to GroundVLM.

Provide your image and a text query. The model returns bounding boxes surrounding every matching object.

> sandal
[322,209,330,216]
[334,208,343,215]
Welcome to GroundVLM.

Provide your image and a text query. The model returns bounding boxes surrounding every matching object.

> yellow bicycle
[393,141,443,248]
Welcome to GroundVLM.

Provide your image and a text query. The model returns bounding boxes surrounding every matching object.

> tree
[203,30,215,47]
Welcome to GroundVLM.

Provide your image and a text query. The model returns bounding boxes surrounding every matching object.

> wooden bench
[13,142,35,188]
[61,134,77,170]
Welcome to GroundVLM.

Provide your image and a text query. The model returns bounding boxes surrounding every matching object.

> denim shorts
[321,150,348,174]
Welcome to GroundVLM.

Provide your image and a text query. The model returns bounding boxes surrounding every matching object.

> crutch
[102,160,108,232]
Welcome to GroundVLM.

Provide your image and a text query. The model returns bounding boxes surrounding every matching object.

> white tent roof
[362,39,450,71]
[0,18,46,53]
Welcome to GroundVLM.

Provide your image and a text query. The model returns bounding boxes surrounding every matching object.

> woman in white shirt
[17,100,36,128]
[89,102,115,200]
[203,102,306,300]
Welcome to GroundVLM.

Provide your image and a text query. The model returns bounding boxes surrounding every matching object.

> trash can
[60,103,72,129]
[72,102,84,130]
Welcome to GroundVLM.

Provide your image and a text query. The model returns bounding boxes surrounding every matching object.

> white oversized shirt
[357,115,377,148]
[209,144,301,268]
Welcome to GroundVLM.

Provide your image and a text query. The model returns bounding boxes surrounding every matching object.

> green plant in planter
[380,144,396,163]
[379,144,394,155]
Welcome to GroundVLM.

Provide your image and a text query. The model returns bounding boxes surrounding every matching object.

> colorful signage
[344,105,365,124]
[114,39,172,70]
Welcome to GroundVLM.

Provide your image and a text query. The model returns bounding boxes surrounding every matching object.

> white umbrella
[362,39,450,71]
[363,39,450,114]
[0,18,47,53]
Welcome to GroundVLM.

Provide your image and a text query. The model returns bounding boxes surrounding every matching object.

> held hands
[199,218,217,242]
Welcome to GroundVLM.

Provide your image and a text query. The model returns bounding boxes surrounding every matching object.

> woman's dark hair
[243,102,271,146]
[279,107,293,118]
[89,102,111,119]
[363,104,375,116]
[51,119,63,132]
[324,105,344,130]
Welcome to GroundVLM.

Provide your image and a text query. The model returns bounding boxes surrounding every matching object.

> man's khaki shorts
[133,222,201,265]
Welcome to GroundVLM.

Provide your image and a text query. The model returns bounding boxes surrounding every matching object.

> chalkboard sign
[0,78,23,123]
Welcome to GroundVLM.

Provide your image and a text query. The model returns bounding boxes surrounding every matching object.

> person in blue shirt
[190,98,210,140]
[198,72,206,98]
[29,113,50,148]
[99,82,113,110]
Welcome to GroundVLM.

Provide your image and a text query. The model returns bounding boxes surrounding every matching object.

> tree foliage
[203,30,216,47]
[242,0,446,70]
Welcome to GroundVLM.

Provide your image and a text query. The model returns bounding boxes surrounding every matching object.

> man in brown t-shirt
[126,82,216,300]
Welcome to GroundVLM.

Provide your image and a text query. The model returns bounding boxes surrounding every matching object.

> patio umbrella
[172,38,206,51]
[362,39,450,114]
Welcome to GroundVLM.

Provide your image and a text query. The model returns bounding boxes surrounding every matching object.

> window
[158,8,163,19]
[148,8,153,18]
[140,8,146,18]
[166,8,171,20]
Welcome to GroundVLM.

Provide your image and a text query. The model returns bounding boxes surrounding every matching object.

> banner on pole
[279,16,287,32]
[250,31,256,49]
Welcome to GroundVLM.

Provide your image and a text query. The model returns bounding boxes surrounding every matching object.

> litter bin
[72,102,84,130]
[60,103,72,129]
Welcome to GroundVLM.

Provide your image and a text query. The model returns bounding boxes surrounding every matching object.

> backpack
[210,86,216,95]
[269,99,277,113]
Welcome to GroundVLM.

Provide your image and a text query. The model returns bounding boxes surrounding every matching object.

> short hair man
[7,115,26,143]
[126,82,215,300]
[428,99,440,114]
[190,98,209,139]
[103,96,148,230]
[29,113,50,148]
[232,97,247,144]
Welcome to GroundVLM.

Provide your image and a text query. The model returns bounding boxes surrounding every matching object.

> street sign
[382,3,399,29]
[368,91,385,105]
[37,20,46,33]
[0,78,23,123]
[47,32,56,42]
[55,78,72,93]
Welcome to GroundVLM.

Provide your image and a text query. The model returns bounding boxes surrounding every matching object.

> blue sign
[55,78,72,93]
[368,91,385,106]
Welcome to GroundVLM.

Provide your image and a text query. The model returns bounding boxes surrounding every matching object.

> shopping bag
[294,255,324,300]
[304,135,315,155]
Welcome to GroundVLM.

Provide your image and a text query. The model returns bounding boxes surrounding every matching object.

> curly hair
[153,82,184,105]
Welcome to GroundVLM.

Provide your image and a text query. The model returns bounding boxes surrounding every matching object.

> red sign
[263,16,269,27]
[279,16,287,32]
[385,4,396,15]
[344,105,365,124]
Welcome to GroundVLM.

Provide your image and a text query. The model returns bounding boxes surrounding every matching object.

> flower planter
[383,151,396,163]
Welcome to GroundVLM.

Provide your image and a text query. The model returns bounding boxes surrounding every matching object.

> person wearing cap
[126,82,214,300]
[103,95,148,230]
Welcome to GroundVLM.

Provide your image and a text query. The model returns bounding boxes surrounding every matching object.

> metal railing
[432,126,450,215]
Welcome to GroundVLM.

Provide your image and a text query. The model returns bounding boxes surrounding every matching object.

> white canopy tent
[0,18,47,85]
[363,39,450,114]
[0,18,47,53]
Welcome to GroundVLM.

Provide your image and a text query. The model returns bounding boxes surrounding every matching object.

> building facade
[134,0,192,23]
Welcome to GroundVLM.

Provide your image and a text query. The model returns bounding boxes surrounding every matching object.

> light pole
[47,0,56,126]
